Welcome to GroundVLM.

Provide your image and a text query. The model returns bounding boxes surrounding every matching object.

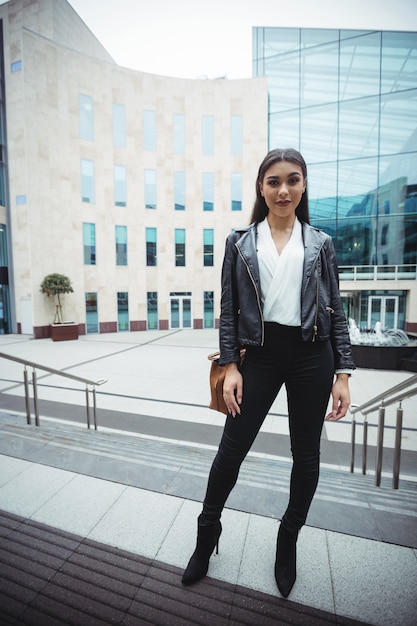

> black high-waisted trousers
[201,322,334,532]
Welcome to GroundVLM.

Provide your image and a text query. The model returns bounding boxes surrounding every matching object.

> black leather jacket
[219,220,355,372]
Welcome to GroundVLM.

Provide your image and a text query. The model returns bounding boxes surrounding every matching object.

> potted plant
[40,273,78,341]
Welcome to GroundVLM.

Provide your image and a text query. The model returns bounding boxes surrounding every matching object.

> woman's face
[259,160,306,220]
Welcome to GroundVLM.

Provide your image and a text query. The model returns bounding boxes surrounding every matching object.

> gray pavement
[0,330,416,625]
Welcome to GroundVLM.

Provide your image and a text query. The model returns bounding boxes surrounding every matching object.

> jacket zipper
[236,245,265,346]
[312,255,320,342]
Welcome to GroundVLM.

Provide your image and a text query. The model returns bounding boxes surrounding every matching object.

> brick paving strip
[0,510,373,626]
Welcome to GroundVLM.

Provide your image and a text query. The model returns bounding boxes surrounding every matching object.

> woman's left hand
[326,374,351,421]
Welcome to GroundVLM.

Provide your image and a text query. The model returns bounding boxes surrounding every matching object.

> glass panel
[147,291,158,330]
[174,171,186,210]
[85,292,98,333]
[79,94,93,141]
[146,227,157,266]
[202,172,214,211]
[300,40,339,106]
[145,169,157,209]
[384,297,397,328]
[339,32,381,100]
[144,110,156,151]
[231,115,242,155]
[82,223,96,265]
[269,112,299,151]
[202,115,214,155]
[308,161,338,235]
[379,152,417,265]
[175,228,186,266]
[170,298,180,328]
[338,96,380,160]
[203,229,214,266]
[266,49,299,114]
[379,90,417,156]
[114,165,127,206]
[300,103,337,163]
[334,158,379,264]
[204,291,214,328]
[112,103,126,147]
[81,159,95,203]
[174,113,185,154]
[381,32,417,93]
[231,172,242,211]
[301,29,339,48]
[369,297,382,328]
[182,298,192,328]
[0,164,5,206]
[117,292,129,331]
[115,225,127,266]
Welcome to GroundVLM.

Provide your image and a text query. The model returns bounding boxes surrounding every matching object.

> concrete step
[0,412,416,548]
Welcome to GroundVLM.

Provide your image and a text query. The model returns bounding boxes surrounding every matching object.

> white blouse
[257,217,304,326]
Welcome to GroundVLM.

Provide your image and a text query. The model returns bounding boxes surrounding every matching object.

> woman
[182,148,355,597]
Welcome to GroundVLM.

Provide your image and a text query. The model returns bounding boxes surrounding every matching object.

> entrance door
[368,296,398,329]
[170,292,192,329]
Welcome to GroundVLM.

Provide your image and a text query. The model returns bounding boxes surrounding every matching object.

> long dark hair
[249,148,310,225]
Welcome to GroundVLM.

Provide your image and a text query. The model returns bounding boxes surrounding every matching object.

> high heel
[274,522,298,598]
[181,515,222,586]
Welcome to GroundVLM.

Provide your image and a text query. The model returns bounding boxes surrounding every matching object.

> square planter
[50,323,79,342]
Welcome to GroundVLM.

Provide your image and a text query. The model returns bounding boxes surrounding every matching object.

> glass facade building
[253,28,417,332]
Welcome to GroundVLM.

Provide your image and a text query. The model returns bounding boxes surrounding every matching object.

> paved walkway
[0,330,416,625]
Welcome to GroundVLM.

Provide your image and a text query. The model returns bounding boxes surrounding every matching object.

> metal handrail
[0,351,107,430]
[349,373,417,489]
[351,374,417,415]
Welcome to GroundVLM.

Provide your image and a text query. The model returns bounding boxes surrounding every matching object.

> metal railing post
[375,402,385,487]
[392,402,403,490]
[350,412,356,473]
[362,416,368,475]
[23,367,31,425]
[92,386,98,431]
[32,368,40,427]
[85,386,91,429]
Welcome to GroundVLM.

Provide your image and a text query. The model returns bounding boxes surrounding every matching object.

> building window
[146,227,157,266]
[85,292,98,333]
[175,228,186,266]
[204,291,214,328]
[79,94,94,141]
[114,165,127,206]
[231,115,242,155]
[11,60,22,72]
[113,103,126,147]
[202,172,214,211]
[147,291,158,329]
[381,224,389,246]
[174,171,186,210]
[115,225,127,265]
[83,223,96,265]
[203,229,214,266]
[231,172,242,211]
[81,159,95,203]
[145,169,157,209]
[144,109,156,151]
[117,292,129,331]
[202,115,214,155]
[174,113,185,154]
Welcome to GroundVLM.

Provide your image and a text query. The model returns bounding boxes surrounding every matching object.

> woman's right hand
[223,362,243,417]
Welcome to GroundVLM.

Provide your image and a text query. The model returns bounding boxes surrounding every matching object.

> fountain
[348,319,417,371]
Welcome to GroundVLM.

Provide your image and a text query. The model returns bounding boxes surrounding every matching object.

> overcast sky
[65,0,417,79]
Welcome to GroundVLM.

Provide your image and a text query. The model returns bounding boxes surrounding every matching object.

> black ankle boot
[274,522,298,598]
[181,515,222,586]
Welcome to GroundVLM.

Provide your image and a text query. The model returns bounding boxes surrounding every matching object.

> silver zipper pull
[312,325,318,342]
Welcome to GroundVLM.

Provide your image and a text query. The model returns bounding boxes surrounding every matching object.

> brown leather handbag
[208,350,245,414]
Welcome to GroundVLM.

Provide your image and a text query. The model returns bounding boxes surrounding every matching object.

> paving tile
[88,486,183,559]
[32,473,126,536]
[0,463,75,518]
[0,455,32,488]
[328,531,417,626]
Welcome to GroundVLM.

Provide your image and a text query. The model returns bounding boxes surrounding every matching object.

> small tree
[40,273,74,324]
